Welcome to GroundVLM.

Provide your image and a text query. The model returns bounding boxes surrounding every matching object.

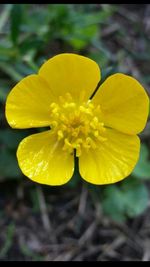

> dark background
[0,4,150,261]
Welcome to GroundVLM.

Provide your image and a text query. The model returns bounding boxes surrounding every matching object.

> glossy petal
[79,128,140,185]
[92,73,149,134]
[17,131,74,185]
[6,74,56,129]
[39,53,101,103]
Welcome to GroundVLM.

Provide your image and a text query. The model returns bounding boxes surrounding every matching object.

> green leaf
[121,179,149,218]
[101,178,149,222]
[0,61,23,81]
[19,39,44,55]
[102,185,126,222]
[68,24,98,50]
[132,144,150,179]
[0,46,15,61]
[10,4,23,45]
[0,4,12,32]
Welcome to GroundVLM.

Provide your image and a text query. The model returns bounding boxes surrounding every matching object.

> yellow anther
[86,137,92,144]
[71,128,80,137]
[51,107,58,114]
[79,105,92,115]
[49,94,107,156]
[63,102,76,109]
[76,138,83,144]
[93,117,98,123]
[64,138,72,147]
[50,121,58,128]
[62,138,73,153]
[69,102,76,108]
[88,102,94,109]
[57,130,64,140]
[94,130,99,137]
[90,119,98,129]
[76,145,82,157]
[50,102,58,108]
[62,125,67,131]
[60,114,68,123]
[79,106,85,112]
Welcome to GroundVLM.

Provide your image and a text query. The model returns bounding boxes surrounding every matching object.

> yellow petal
[17,131,74,186]
[79,128,140,185]
[92,73,149,134]
[39,53,101,103]
[5,74,56,129]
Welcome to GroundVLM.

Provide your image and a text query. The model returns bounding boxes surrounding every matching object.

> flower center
[49,93,107,157]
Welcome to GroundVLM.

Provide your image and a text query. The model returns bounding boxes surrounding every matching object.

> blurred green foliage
[101,178,149,222]
[133,144,150,179]
[0,4,150,222]
[0,223,15,258]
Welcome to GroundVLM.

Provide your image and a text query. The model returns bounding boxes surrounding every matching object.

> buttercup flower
[5,53,149,186]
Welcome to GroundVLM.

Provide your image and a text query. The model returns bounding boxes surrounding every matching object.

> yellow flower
[5,53,149,186]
